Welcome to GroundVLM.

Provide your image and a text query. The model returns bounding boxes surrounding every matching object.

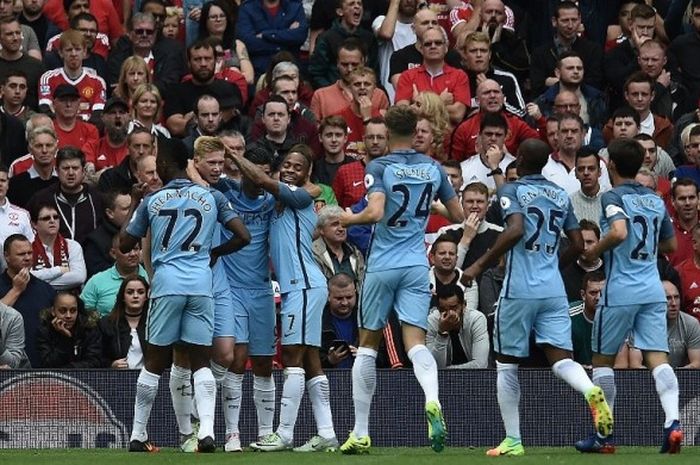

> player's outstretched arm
[584,218,627,263]
[461,213,524,287]
[212,217,252,265]
[340,192,386,226]
[228,150,280,196]
[443,196,465,224]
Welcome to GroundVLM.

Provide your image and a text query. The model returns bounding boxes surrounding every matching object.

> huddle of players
[120,105,683,455]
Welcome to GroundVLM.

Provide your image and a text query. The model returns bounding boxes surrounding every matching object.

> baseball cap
[104,96,129,113]
[53,84,80,100]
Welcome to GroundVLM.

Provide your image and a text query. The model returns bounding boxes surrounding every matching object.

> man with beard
[83,97,129,183]
[372,0,417,102]
[19,0,60,50]
[164,39,241,137]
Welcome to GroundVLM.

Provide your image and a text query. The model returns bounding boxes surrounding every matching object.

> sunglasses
[38,214,60,222]
[134,28,155,36]
[422,40,445,47]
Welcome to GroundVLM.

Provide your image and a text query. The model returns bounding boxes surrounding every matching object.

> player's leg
[170,346,197,452]
[486,297,537,457]
[537,297,613,439]
[246,289,277,441]
[340,269,395,455]
[181,295,217,452]
[130,296,184,452]
[295,287,338,452]
[635,302,682,453]
[217,287,243,452]
[395,266,445,452]
[253,290,306,451]
[294,346,338,452]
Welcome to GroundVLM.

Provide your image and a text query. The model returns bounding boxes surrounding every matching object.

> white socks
[210,361,228,384]
[169,364,193,436]
[407,344,440,404]
[131,369,160,442]
[352,347,377,437]
[496,361,521,441]
[253,375,276,437]
[592,367,616,412]
[552,358,595,394]
[307,375,336,439]
[276,367,305,444]
[652,363,679,428]
[193,367,217,440]
[222,372,244,435]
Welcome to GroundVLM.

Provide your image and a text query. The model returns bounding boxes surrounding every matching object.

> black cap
[53,84,80,100]
[104,96,129,113]
[214,83,242,111]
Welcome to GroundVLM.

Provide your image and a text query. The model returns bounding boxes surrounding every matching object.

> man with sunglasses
[107,11,186,93]
[395,26,470,125]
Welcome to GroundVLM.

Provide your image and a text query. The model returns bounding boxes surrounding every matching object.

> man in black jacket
[83,189,132,278]
[529,1,603,97]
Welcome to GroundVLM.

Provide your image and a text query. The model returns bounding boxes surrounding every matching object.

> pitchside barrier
[0,369,698,449]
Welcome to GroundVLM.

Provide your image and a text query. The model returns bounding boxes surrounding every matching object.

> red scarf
[32,234,70,270]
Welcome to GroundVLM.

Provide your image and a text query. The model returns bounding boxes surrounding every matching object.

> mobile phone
[331,339,350,352]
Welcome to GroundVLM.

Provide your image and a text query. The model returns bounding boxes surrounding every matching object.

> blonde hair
[59,29,86,49]
[413,92,450,159]
[193,136,225,160]
[131,83,162,122]
[28,126,58,145]
[116,56,151,101]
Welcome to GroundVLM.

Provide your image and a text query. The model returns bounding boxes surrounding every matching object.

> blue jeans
[183,0,203,46]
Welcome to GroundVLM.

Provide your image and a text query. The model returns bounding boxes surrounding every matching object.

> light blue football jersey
[600,182,674,306]
[499,174,579,299]
[126,178,238,298]
[215,178,276,289]
[364,150,456,271]
[269,182,326,293]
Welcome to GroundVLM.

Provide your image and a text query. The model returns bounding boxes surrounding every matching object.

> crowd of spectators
[2,0,700,370]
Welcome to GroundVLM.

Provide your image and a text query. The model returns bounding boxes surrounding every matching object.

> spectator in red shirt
[677,224,700,322]
[51,84,99,150]
[395,26,470,125]
[43,0,123,44]
[334,66,384,160]
[332,117,388,208]
[669,178,700,267]
[83,97,129,180]
[449,78,538,161]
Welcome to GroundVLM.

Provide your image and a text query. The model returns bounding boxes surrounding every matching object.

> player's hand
[461,262,482,287]
[209,250,220,268]
[581,248,598,264]
[131,182,149,203]
[12,267,30,293]
[111,358,129,369]
[52,317,72,338]
[328,346,350,365]
[461,212,481,245]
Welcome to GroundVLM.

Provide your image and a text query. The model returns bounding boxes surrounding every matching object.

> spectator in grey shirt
[0,301,30,368]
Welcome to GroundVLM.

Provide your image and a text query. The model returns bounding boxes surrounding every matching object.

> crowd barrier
[0,369,698,449]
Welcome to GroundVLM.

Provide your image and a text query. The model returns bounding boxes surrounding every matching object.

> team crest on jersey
[364,173,374,189]
[500,196,511,209]
[82,87,94,98]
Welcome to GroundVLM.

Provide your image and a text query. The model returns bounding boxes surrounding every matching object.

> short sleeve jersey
[364,150,456,271]
[215,178,276,289]
[269,182,327,293]
[600,182,674,306]
[126,179,238,298]
[499,174,579,299]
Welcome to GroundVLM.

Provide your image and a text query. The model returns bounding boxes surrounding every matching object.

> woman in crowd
[98,275,149,369]
[36,292,102,368]
[128,83,171,139]
[198,0,254,85]
[30,203,87,292]
[114,56,151,102]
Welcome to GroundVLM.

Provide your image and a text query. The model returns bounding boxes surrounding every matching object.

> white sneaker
[293,435,339,452]
[180,434,198,453]
[224,433,243,452]
[250,432,292,452]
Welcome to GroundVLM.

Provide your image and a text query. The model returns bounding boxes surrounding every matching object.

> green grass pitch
[1,447,698,465]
